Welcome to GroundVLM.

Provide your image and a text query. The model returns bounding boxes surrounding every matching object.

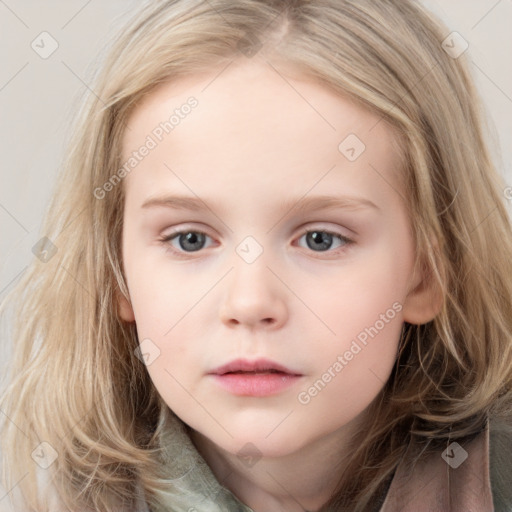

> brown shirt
[379,425,493,511]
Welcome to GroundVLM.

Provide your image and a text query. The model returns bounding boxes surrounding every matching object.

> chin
[217,429,310,461]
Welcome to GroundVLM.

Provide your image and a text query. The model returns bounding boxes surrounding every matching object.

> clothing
[141,410,512,512]
[4,410,508,511]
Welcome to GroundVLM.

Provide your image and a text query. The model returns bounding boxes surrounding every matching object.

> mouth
[208,358,303,397]
[222,369,285,374]
[209,358,302,376]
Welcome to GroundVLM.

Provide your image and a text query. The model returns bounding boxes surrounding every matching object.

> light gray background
[0,0,511,507]
[1,0,511,302]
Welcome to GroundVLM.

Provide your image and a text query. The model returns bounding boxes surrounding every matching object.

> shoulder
[489,415,512,512]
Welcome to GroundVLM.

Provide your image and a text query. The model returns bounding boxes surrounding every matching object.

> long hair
[1,1,512,510]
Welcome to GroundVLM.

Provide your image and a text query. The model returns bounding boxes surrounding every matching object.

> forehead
[121,59,404,210]
[124,59,398,145]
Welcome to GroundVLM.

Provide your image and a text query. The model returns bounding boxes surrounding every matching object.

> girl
[1,0,512,511]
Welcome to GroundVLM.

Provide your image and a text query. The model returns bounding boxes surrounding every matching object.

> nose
[219,258,287,331]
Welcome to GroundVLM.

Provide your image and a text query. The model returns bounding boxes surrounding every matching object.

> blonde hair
[1,0,512,510]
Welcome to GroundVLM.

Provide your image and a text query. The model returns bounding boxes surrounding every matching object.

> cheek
[312,303,402,384]
[122,249,196,338]
[293,245,407,403]
[296,248,408,344]
[135,310,200,413]
[129,285,198,370]
[296,310,402,429]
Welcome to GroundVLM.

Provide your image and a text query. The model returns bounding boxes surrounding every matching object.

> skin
[118,59,439,511]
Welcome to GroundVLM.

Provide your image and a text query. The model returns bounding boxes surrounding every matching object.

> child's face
[119,60,433,459]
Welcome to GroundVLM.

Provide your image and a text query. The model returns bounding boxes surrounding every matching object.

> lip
[209,358,301,376]
[208,358,303,397]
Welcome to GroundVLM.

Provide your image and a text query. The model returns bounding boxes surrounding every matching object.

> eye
[159,229,214,255]
[297,229,353,253]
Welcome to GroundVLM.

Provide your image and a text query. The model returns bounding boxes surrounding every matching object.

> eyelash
[157,227,354,259]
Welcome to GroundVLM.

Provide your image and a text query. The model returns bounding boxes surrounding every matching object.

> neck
[189,423,361,512]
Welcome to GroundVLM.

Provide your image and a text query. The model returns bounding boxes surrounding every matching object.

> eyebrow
[141,194,379,214]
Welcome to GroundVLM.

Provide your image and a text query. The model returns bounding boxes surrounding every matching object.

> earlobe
[402,262,443,325]
[117,289,136,323]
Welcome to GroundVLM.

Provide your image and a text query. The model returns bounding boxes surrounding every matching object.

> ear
[116,287,135,323]
[402,258,443,325]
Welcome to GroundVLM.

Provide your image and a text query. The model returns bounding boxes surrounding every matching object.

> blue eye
[161,230,213,253]
[298,230,352,252]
